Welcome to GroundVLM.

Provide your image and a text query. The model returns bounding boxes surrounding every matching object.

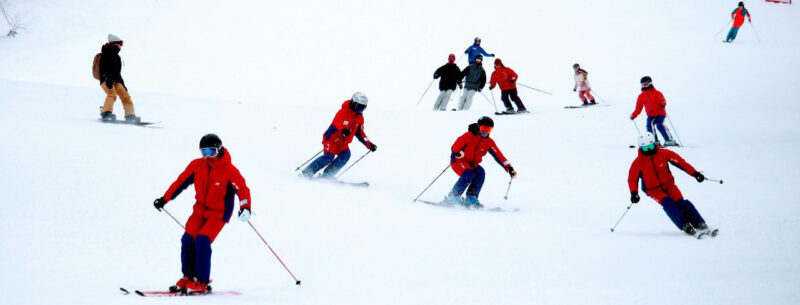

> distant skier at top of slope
[627,133,716,237]
[724,2,751,43]
[432,54,463,111]
[490,58,528,114]
[152,134,252,294]
[300,92,378,179]
[572,63,596,106]
[458,54,487,111]
[464,37,495,64]
[630,76,677,147]
[444,116,516,209]
[95,34,140,123]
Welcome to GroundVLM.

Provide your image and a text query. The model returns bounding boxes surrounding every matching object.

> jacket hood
[206,147,232,167]
[101,43,120,55]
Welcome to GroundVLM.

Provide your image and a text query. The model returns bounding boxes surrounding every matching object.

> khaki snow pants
[101,82,135,116]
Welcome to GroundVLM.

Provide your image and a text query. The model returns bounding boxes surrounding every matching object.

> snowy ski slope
[0,1,799,304]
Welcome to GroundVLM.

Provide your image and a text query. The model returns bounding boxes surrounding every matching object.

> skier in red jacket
[301,92,378,178]
[630,76,677,146]
[725,2,751,43]
[152,134,252,294]
[490,59,528,114]
[445,116,516,208]
[628,133,716,237]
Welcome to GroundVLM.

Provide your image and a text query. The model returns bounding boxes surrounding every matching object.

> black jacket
[99,43,124,85]
[461,63,486,91]
[434,63,462,91]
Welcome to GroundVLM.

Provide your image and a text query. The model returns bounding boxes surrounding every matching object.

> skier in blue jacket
[464,37,495,64]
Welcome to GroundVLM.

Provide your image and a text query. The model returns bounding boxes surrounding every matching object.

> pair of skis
[119,287,240,297]
[415,199,519,213]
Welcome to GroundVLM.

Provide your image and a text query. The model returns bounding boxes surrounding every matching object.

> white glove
[238,208,251,222]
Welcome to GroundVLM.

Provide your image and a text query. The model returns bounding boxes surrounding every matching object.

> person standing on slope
[628,132,716,237]
[630,76,677,147]
[98,34,140,122]
[445,116,516,208]
[152,134,252,294]
[490,58,528,114]
[458,55,487,111]
[464,37,495,64]
[724,2,751,43]
[301,92,378,178]
[572,63,596,106]
[433,54,463,111]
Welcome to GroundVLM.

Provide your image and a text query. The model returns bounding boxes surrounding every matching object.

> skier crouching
[152,134,252,294]
[628,133,717,237]
[445,116,516,208]
[301,92,378,179]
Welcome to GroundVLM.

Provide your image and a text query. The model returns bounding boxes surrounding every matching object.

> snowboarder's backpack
[92,53,102,80]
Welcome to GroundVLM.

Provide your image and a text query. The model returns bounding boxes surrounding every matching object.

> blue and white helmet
[351,92,368,106]
[638,133,655,147]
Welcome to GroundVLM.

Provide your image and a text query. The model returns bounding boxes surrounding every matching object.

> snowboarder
[628,132,716,237]
[445,116,516,208]
[489,58,528,114]
[152,134,252,294]
[432,54,463,111]
[572,63,596,105]
[458,54,487,111]
[630,76,677,146]
[98,34,140,122]
[301,92,378,178]
[464,37,495,64]
[725,2,751,43]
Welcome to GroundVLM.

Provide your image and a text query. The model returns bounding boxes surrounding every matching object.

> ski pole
[665,115,684,146]
[416,79,436,106]
[336,150,371,179]
[714,20,733,37]
[489,89,500,112]
[705,177,724,184]
[590,89,606,103]
[295,149,324,171]
[631,119,642,136]
[516,82,552,95]
[413,164,451,202]
[610,203,634,232]
[478,91,499,112]
[162,207,185,229]
[503,178,513,200]
[247,221,301,286]
[749,21,760,42]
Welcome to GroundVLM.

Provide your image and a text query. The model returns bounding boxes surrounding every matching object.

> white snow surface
[1,0,799,304]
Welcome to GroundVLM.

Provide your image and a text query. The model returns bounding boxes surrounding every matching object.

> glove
[105,79,114,89]
[630,192,640,204]
[454,151,464,159]
[490,53,496,57]
[507,165,517,179]
[693,172,705,183]
[368,142,377,152]
[433,73,439,79]
[341,129,351,137]
[630,114,636,120]
[489,86,494,90]
[510,79,516,84]
[238,207,251,222]
[468,123,479,135]
[458,83,463,89]
[573,88,577,92]
[477,88,482,92]
[153,197,166,211]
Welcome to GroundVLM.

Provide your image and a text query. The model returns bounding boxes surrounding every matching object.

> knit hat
[108,33,123,43]
[494,58,503,66]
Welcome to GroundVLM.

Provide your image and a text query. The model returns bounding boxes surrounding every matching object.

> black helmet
[477,116,494,127]
[199,133,222,149]
[640,76,652,84]
[573,63,580,68]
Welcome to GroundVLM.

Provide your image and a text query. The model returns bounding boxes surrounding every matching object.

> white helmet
[351,92,368,106]
[638,132,655,147]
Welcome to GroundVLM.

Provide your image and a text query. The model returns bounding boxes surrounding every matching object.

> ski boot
[124,114,141,123]
[589,100,597,105]
[100,111,116,121]
[681,223,696,236]
[502,108,516,114]
[516,108,529,114]
[694,223,719,239]
[582,101,589,106]
[443,194,463,205]
[169,276,193,294]
[464,195,484,209]
[664,140,678,147]
[188,280,212,295]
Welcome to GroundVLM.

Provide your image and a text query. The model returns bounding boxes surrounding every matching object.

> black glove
[468,123,479,135]
[105,79,114,89]
[341,129,351,137]
[368,142,377,152]
[477,88,483,92]
[454,151,464,159]
[458,83,463,89]
[490,53,496,57]
[433,73,439,79]
[153,197,166,211]
[573,88,577,92]
[507,165,517,178]
[510,79,516,83]
[630,192,640,204]
[693,172,705,183]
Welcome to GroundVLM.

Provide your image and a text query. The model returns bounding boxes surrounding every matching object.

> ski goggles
[200,147,219,158]
[640,143,656,152]
[113,41,124,46]
[479,125,493,137]
[353,103,367,113]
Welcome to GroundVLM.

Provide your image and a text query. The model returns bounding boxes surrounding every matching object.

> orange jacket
[490,66,518,91]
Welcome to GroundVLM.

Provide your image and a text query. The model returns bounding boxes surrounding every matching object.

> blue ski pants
[647,115,673,142]
[449,166,486,198]
[303,149,351,178]
[661,198,706,230]
[726,26,740,42]
[181,233,213,283]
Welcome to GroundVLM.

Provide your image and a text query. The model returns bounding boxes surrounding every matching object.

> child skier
[445,116,516,208]
[433,54,463,111]
[628,132,716,237]
[301,92,378,178]
[489,58,527,114]
[464,37,495,64]
[458,55,487,111]
[152,134,252,294]
[725,2,751,43]
[630,76,677,147]
[572,63,596,105]
[97,34,140,122]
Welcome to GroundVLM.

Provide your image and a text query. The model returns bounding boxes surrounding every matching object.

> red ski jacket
[490,66,518,91]
[631,87,667,119]
[163,148,251,223]
[322,100,372,155]
[731,7,751,28]
[450,131,511,175]
[628,148,698,194]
